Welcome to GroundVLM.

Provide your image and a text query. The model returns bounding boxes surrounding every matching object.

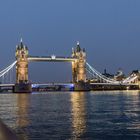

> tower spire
[76,41,81,52]
[77,41,80,46]
[20,38,23,43]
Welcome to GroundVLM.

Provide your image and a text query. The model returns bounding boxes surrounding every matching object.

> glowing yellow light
[71,92,86,137]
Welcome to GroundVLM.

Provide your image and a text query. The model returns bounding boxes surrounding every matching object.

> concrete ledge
[0,119,19,140]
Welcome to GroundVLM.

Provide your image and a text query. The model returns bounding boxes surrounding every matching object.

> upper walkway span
[28,56,77,62]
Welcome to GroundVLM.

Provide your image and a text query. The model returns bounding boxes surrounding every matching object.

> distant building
[131,70,139,75]
[102,69,114,78]
[114,68,125,81]
[130,70,140,83]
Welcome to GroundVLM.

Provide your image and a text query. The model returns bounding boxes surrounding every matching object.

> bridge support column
[72,42,90,91]
[74,81,90,91]
[14,39,32,93]
[14,83,32,93]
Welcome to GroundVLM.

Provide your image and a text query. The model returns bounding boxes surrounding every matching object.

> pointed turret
[15,38,29,59]
[76,41,81,52]
[20,38,24,49]
[20,38,23,43]
[77,41,80,46]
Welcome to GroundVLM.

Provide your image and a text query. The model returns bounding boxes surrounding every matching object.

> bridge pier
[74,81,90,91]
[14,83,32,93]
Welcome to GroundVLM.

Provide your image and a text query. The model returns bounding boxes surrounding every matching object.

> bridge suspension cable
[86,62,138,84]
[0,61,17,84]
[122,74,138,84]
[0,61,17,78]
[86,62,118,83]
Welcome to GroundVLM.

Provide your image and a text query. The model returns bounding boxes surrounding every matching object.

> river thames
[0,91,140,140]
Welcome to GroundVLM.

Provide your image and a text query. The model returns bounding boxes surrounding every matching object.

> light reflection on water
[0,91,140,139]
[16,94,30,140]
[16,94,30,128]
[71,92,86,138]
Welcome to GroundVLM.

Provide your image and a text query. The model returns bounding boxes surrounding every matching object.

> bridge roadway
[32,83,74,87]
[0,83,138,88]
[0,84,15,87]
[90,83,138,86]
[28,56,77,62]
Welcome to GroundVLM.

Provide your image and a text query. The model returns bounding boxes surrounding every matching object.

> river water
[0,91,140,140]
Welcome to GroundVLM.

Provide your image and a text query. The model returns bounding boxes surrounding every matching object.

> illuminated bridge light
[51,55,56,60]
[70,84,74,88]
[32,84,39,88]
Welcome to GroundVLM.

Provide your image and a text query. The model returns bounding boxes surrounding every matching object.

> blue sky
[0,0,140,82]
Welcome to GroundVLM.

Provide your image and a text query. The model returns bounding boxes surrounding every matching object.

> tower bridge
[14,39,87,92]
[0,39,139,93]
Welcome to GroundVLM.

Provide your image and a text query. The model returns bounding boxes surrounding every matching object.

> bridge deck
[0,83,138,87]
[0,84,15,87]
[90,83,138,86]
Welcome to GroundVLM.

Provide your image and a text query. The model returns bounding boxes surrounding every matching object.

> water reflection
[0,94,18,128]
[16,94,30,140]
[70,92,87,138]
[16,94,30,128]
[1,91,140,139]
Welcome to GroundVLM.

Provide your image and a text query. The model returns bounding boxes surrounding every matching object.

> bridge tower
[72,41,86,82]
[14,39,32,93]
[72,42,89,91]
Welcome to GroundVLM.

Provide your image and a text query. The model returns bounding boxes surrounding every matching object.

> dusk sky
[0,0,140,82]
